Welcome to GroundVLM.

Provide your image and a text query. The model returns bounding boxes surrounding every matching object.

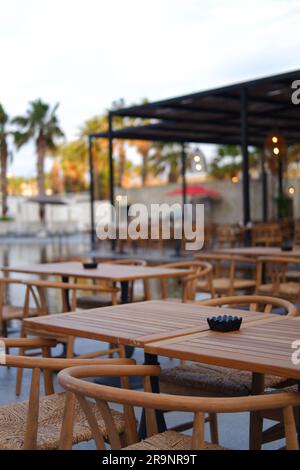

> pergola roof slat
[91,70,299,146]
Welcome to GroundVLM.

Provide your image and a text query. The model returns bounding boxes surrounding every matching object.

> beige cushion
[160,364,294,397]
[2,305,37,321]
[124,430,225,450]
[258,282,300,297]
[198,278,255,293]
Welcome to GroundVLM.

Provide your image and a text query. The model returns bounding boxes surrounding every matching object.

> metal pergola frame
[88,70,300,249]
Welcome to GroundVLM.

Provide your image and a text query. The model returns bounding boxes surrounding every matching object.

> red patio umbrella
[166,185,221,200]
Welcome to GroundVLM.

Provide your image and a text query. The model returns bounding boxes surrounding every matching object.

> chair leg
[16,347,24,396]
[249,372,264,450]
[209,413,219,444]
[66,336,75,358]
[249,411,263,450]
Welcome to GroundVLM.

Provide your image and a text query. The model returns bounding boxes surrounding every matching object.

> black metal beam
[261,151,268,222]
[111,70,300,117]
[108,112,116,252]
[181,143,187,207]
[241,88,251,232]
[88,135,96,250]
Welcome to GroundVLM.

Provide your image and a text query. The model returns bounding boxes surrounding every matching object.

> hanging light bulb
[264,131,286,175]
[192,148,207,173]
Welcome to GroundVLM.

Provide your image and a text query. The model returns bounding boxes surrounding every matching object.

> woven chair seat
[124,430,225,450]
[198,278,256,293]
[0,392,125,450]
[77,294,117,309]
[258,282,300,297]
[159,364,293,397]
[2,305,38,321]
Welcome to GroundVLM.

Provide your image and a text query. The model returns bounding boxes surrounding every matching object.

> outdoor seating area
[2,1,300,461]
[1,246,300,451]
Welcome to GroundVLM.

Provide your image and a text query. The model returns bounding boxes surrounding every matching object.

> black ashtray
[82,261,98,269]
[207,315,242,332]
[281,242,293,252]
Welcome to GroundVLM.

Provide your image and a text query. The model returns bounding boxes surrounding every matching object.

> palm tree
[134,140,152,185]
[149,143,192,183]
[13,99,64,220]
[0,104,11,218]
[209,145,260,179]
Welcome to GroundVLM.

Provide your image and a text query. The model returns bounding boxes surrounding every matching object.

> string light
[288,186,295,196]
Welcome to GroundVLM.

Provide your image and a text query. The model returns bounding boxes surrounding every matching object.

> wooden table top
[217,246,300,258]
[145,315,300,379]
[23,300,272,347]
[3,261,192,282]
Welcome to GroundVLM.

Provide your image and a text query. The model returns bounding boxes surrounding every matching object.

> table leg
[121,281,129,304]
[249,372,264,450]
[139,352,167,439]
[297,380,300,447]
[61,276,71,357]
[62,276,71,310]
[120,281,135,358]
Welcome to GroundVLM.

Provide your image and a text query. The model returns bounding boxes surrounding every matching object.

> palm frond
[13,131,32,148]
[11,115,29,128]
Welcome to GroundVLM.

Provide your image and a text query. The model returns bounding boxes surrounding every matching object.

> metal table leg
[60,276,71,357]
[121,281,135,358]
[139,352,167,439]
[297,380,300,447]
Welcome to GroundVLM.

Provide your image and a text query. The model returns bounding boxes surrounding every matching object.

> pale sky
[1,0,300,176]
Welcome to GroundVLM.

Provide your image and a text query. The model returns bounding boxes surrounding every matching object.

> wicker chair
[251,223,282,246]
[216,224,243,248]
[194,253,257,296]
[14,278,121,396]
[158,261,214,302]
[0,277,42,337]
[0,338,134,450]
[256,257,300,314]
[58,364,300,450]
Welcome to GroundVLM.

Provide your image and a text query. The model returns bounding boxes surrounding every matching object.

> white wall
[3,177,300,235]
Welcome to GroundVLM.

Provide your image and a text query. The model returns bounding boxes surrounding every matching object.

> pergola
[88,70,300,248]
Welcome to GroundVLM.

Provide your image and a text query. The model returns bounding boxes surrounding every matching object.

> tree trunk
[168,161,179,183]
[118,143,125,188]
[141,151,148,186]
[36,134,47,222]
[0,137,8,218]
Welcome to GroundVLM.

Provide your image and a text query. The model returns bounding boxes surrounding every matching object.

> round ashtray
[82,261,98,269]
[281,244,293,252]
[207,315,242,332]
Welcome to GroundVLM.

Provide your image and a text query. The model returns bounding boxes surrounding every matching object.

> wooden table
[24,300,279,439]
[217,246,300,258]
[145,315,300,447]
[23,299,272,348]
[3,261,192,304]
[145,315,300,379]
